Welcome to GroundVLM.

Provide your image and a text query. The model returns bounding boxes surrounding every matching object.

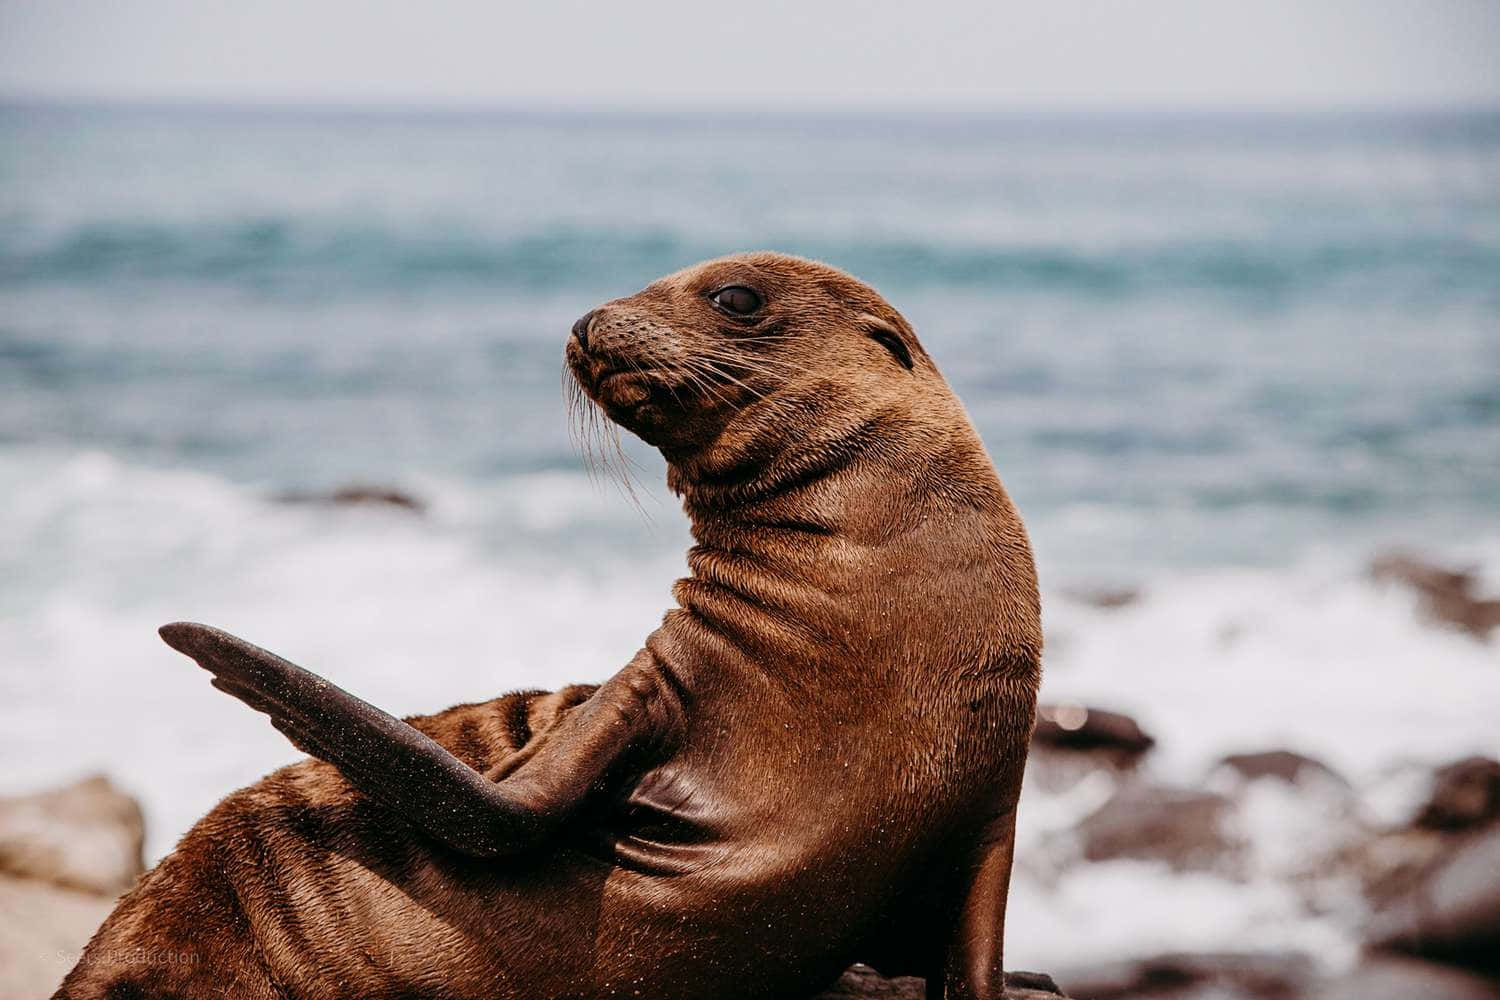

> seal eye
[710,286,762,316]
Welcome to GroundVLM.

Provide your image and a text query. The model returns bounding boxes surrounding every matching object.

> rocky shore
[1024,714,1500,998]
[3,551,1495,999]
[0,776,144,1000]
[8,743,1495,999]
[1006,552,1500,998]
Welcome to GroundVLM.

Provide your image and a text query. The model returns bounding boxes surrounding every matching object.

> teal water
[3,103,1496,577]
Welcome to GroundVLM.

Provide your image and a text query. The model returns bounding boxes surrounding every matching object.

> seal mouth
[568,333,697,402]
[565,335,748,450]
[566,341,670,420]
[594,369,655,410]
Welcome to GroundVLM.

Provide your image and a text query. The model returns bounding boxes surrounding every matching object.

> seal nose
[571,310,596,352]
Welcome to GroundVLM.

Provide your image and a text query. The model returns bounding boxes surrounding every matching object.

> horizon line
[5,91,1500,120]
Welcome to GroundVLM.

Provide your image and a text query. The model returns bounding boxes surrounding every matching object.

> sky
[1,0,1498,110]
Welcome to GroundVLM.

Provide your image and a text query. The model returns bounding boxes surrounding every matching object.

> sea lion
[56,252,1043,1000]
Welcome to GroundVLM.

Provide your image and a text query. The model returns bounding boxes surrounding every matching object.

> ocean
[2,102,1498,971]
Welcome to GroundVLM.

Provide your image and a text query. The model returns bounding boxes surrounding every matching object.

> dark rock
[1370,551,1500,640]
[1214,750,1349,789]
[814,966,924,999]
[1207,749,1361,887]
[1354,757,1500,920]
[1367,822,1500,973]
[274,484,426,514]
[1033,705,1155,757]
[1028,706,1156,791]
[1342,826,1455,910]
[1414,756,1500,832]
[1006,971,1065,994]
[1061,584,1142,610]
[816,965,1066,998]
[1074,784,1239,873]
[1057,951,1316,1000]
[0,774,144,896]
[1320,954,1500,1000]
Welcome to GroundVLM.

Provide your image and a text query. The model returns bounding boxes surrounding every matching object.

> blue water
[3,105,1499,961]
[3,103,1496,578]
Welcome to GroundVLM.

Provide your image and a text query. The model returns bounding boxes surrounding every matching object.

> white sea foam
[0,448,676,861]
[1005,544,1499,970]
[1040,550,1500,784]
[2,447,1496,968]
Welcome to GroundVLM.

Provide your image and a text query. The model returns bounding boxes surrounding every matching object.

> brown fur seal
[56,253,1043,1000]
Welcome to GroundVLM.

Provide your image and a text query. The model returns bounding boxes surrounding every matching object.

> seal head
[566,252,926,464]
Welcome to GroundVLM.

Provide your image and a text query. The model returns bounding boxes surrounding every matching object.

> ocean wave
[3,217,1496,299]
[3,448,1497,862]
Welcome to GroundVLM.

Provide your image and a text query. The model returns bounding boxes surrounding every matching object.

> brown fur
[58,253,1041,999]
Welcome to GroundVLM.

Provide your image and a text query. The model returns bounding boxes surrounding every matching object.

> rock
[1341,825,1455,910]
[1074,784,1240,873]
[825,954,1500,1000]
[0,874,114,1000]
[274,484,426,514]
[1033,704,1155,757]
[1367,822,1500,973]
[1413,756,1500,832]
[815,967,924,999]
[1028,705,1156,793]
[1206,748,1365,890]
[1370,551,1500,640]
[0,774,144,896]
[1061,584,1142,610]
[1214,750,1349,789]
[1319,954,1500,1000]
[816,965,1066,998]
[1351,757,1500,924]
[0,775,144,999]
[1057,951,1316,1000]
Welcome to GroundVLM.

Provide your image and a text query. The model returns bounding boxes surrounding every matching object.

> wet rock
[815,967,923,1000]
[1033,704,1155,758]
[1028,705,1156,793]
[1414,756,1500,832]
[1367,822,1500,973]
[1207,749,1365,890]
[1074,784,1240,873]
[0,874,114,1000]
[1351,757,1500,918]
[1320,954,1500,1000]
[0,775,144,896]
[1341,825,1455,911]
[1061,584,1142,610]
[1214,750,1349,789]
[274,484,426,514]
[1057,951,1316,1000]
[1370,551,1500,640]
[817,965,1066,998]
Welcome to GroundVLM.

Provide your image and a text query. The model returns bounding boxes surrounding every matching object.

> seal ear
[857,313,915,371]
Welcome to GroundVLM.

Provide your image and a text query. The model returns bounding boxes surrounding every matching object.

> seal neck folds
[564,252,1039,691]
[662,384,1010,685]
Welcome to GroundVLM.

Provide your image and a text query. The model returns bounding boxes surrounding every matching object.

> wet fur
[58,253,1042,999]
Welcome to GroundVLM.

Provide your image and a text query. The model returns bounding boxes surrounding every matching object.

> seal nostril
[572,310,596,351]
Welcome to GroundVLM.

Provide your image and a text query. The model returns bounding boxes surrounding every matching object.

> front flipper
[931,807,1019,1000]
[159,622,677,858]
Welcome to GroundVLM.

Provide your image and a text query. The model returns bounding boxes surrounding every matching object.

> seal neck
[668,398,1001,560]
[666,395,916,528]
